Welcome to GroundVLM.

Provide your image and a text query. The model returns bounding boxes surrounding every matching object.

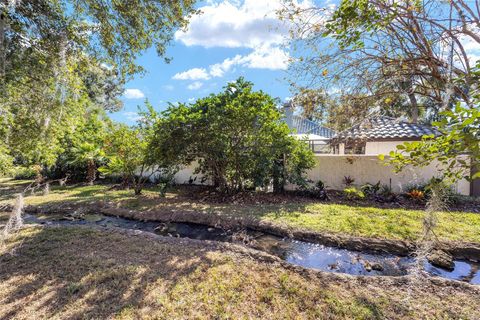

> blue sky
[110,0,480,125]
[110,0,317,124]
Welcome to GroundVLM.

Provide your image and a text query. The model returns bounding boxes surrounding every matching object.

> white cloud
[238,45,289,70]
[209,55,242,77]
[172,68,210,80]
[440,25,480,68]
[172,0,313,80]
[187,81,203,90]
[175,45,289,81]
[176,1,279,48]
[176,0,313,49]
[460,30,480,63]
[124,89,145,99]
[123,111,142,122]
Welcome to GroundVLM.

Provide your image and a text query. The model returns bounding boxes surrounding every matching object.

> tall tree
[280,0,480,124]
[0,0,197,172]
[386,63,480,184]
[151,78,315,193]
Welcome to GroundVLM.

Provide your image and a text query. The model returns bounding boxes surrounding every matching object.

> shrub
[343,187,365,200]
[407,189,425,201]
[425,178,459,206]
[377,184,397,203]
[150,78,315,194]
[296,180,329,200]
[311,180,329,200]
[13,166,40,180]
[315,180,325,191]
[153,172,176,198]
[405,178,458,205]
[360,181,381,197]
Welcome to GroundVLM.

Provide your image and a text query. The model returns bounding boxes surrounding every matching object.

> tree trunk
[272,158,285,194]
[0,10,5,86]
[408,92,418,124]
[86,159,96,185]
[134,186,142,195]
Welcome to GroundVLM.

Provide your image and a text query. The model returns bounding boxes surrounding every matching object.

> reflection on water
[281,240,413,276]
[25,213,480,284]
[424,260,480,285]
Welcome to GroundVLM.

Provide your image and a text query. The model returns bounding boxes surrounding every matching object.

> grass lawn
[1,178,480,243]
[1,226,479,319]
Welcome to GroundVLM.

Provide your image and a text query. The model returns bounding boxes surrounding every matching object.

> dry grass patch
[0,226,479,319]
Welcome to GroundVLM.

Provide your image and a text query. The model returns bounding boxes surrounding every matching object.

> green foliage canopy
[385,104,480,182]
[150,78,316,193]
[100,103,174,194]
[0,0,196,173]
[384,64,480,182]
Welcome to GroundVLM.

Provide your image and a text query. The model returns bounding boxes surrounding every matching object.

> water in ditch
[24,213,480,284]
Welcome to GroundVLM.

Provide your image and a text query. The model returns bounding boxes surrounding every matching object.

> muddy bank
[22,210,480,283]
[21,203,480,262]
[22,222,480,294]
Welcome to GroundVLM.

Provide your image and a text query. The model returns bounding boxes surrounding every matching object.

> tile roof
[333,116,439,141]
[290,115,336,138]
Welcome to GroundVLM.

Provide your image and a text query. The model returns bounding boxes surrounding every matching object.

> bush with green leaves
[343,187,365,200]
[360,181,381,197]
[0,145,14,177]
[13,166,39,180]
[100,104,178,195]
[385,64,480,186]
[378,184,397,203]
[150,78,316,194]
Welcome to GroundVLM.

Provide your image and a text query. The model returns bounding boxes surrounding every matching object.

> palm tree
[71,142,104,185]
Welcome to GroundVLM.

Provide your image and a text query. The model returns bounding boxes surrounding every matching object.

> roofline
[330,136,423,145]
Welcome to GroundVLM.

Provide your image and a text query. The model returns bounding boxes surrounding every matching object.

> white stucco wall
[336,140,410,155]
[173,161,209,185]
[298,155,470,195]
[365,141,408,155]
[164,156,471,196]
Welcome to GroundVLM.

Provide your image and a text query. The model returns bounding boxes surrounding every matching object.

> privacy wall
[172,155,471,196]
[298,155,470,196]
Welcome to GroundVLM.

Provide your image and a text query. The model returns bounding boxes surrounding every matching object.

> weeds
[413,179,450,276]
[1,193,25,248]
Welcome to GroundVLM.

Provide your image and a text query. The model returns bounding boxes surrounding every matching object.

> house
[330,116,439,155]
[327,115,478,196]
[283,102,336,154]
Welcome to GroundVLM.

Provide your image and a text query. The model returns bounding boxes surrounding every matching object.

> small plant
[313,180,329,200]
[315,180,325,191]
[343,176,355,186]
[296,180,329,200]
[377,184,397,203]
[343,187,365,200]
[407,189,425,201]
[361,181,381,197]
[425,177,458,206]
[154,172,176,198]
[66,282,83,295]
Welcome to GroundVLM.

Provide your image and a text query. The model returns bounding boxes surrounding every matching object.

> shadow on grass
[0,226,229,319]
[2,226,479,319]
[0,179,32,203]
[0,226,428,319]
